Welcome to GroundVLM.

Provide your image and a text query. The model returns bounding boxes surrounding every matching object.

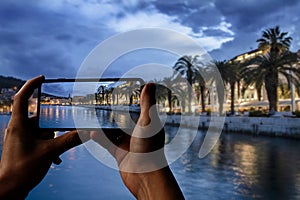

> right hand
[91,83,184,200]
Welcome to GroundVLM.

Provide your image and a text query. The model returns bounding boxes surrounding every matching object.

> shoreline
[12,104,300,139]
[79,105,300,139]
[69,105,300,139]
[76,104,141,113]
[162,115,300,139]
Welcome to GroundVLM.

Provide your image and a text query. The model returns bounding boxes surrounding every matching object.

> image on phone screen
[38,78,144,130]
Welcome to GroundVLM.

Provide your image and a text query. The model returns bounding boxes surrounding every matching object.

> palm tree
[257,26,292,57]
[158,76,188,113]
[194,69,207,113]
[104,87,113,105]
[227,61,241,115]
[160,77,174,112]
[113,86,121,105]
[155,83,171,113]
[242,51,299,111]
[242,26,296,111]
[173,55,204,113]
[119,81,141,105]
[213,60,240,115]
[97,85,106,105]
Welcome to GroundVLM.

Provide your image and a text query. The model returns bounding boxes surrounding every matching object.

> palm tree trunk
[95,93,98,104]
[167,89,172,112]
[237,81,240,99]
[187,85,192,113]
[265,72,279,111]
[230,83,235,115]
[255,84,262,101]
[129,95,133,105]
[187,65,193,113]
[200,86,206,112]
[217,83,225,115]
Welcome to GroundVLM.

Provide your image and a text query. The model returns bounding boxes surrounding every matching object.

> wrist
[135,167,184,200]
[0,169,29,199]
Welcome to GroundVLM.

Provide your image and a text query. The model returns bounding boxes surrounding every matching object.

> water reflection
[0,114,300,199]
[168,129,300,199]
[39,105,139,129]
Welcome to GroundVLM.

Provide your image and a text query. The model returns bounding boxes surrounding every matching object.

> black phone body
[37,78,144,131]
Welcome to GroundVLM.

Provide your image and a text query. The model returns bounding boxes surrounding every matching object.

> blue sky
[1,0,300,80]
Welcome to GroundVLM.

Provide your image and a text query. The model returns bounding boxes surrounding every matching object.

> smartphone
[37,78,144,130]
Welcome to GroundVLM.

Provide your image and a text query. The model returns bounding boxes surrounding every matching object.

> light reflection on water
[164,126,300,199]
[0,111,300,199]
[39,105,138,129]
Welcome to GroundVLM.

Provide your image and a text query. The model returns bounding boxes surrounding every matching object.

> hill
[0,75,25,91]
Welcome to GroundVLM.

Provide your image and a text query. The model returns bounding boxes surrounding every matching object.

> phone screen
[37,78,143,130]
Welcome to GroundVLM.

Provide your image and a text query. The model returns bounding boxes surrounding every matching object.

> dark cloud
[55,34,73,41]
[0,31,25,47]
[42,82,73,97]
[214,0,300,32]
[2,42,76,79]
[153,1,191,16]
[210,0,300,60]
[203,29,231,38]
[0,0,300,79]
[210,32,259,61]
[148,0,300,60]
[0,0,111,79]
[153,0,222,32]
[0,1,37,25]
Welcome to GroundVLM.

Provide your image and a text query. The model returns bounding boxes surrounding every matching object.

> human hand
[0,76,85,199]
[91,83,184,200]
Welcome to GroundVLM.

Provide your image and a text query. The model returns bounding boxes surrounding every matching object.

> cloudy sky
[1,0,300,80]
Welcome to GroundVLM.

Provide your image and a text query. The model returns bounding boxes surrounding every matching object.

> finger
[13,75,45,118]
[50,130,83,156]
[90,129,131,165]
[139,83,156,116]
[132,83,157,135]
[53,157,62,165]
[90,129,130,154]
[131,83,165,152]
[133,83,162,136]
[29,116,55,139]
[39,131,55,140]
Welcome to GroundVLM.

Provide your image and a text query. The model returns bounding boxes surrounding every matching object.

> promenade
[84,105,300,138]
[162,114,300,139]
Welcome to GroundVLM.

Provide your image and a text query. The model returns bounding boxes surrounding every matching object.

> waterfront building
[228,49,300,112]
[0,88,16,113]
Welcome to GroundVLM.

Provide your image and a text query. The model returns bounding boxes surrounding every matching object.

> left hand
[0,76,85,199]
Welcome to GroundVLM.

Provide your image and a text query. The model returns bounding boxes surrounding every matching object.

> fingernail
[53,157,62,165]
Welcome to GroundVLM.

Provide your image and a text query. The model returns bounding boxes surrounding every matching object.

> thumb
[132,83,162,139]
[50,130,85,156]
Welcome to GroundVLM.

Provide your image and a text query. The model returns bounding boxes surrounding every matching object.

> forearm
[0,171,29,200]
[135,167,184,200]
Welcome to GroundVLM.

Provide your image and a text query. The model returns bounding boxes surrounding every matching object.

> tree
[242,51,299,111]
[226,62,241,115]
[257,26,292,57]
[104,87,113,105]
[160,77,175,112]
[156,77,186,113]
[97,85,106,104]
[243,26,296,111]
[194,69,207,113]
[113,86,121,105]
[119,81,141,105]
[173,55,204,113]
[213,60,240,115]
